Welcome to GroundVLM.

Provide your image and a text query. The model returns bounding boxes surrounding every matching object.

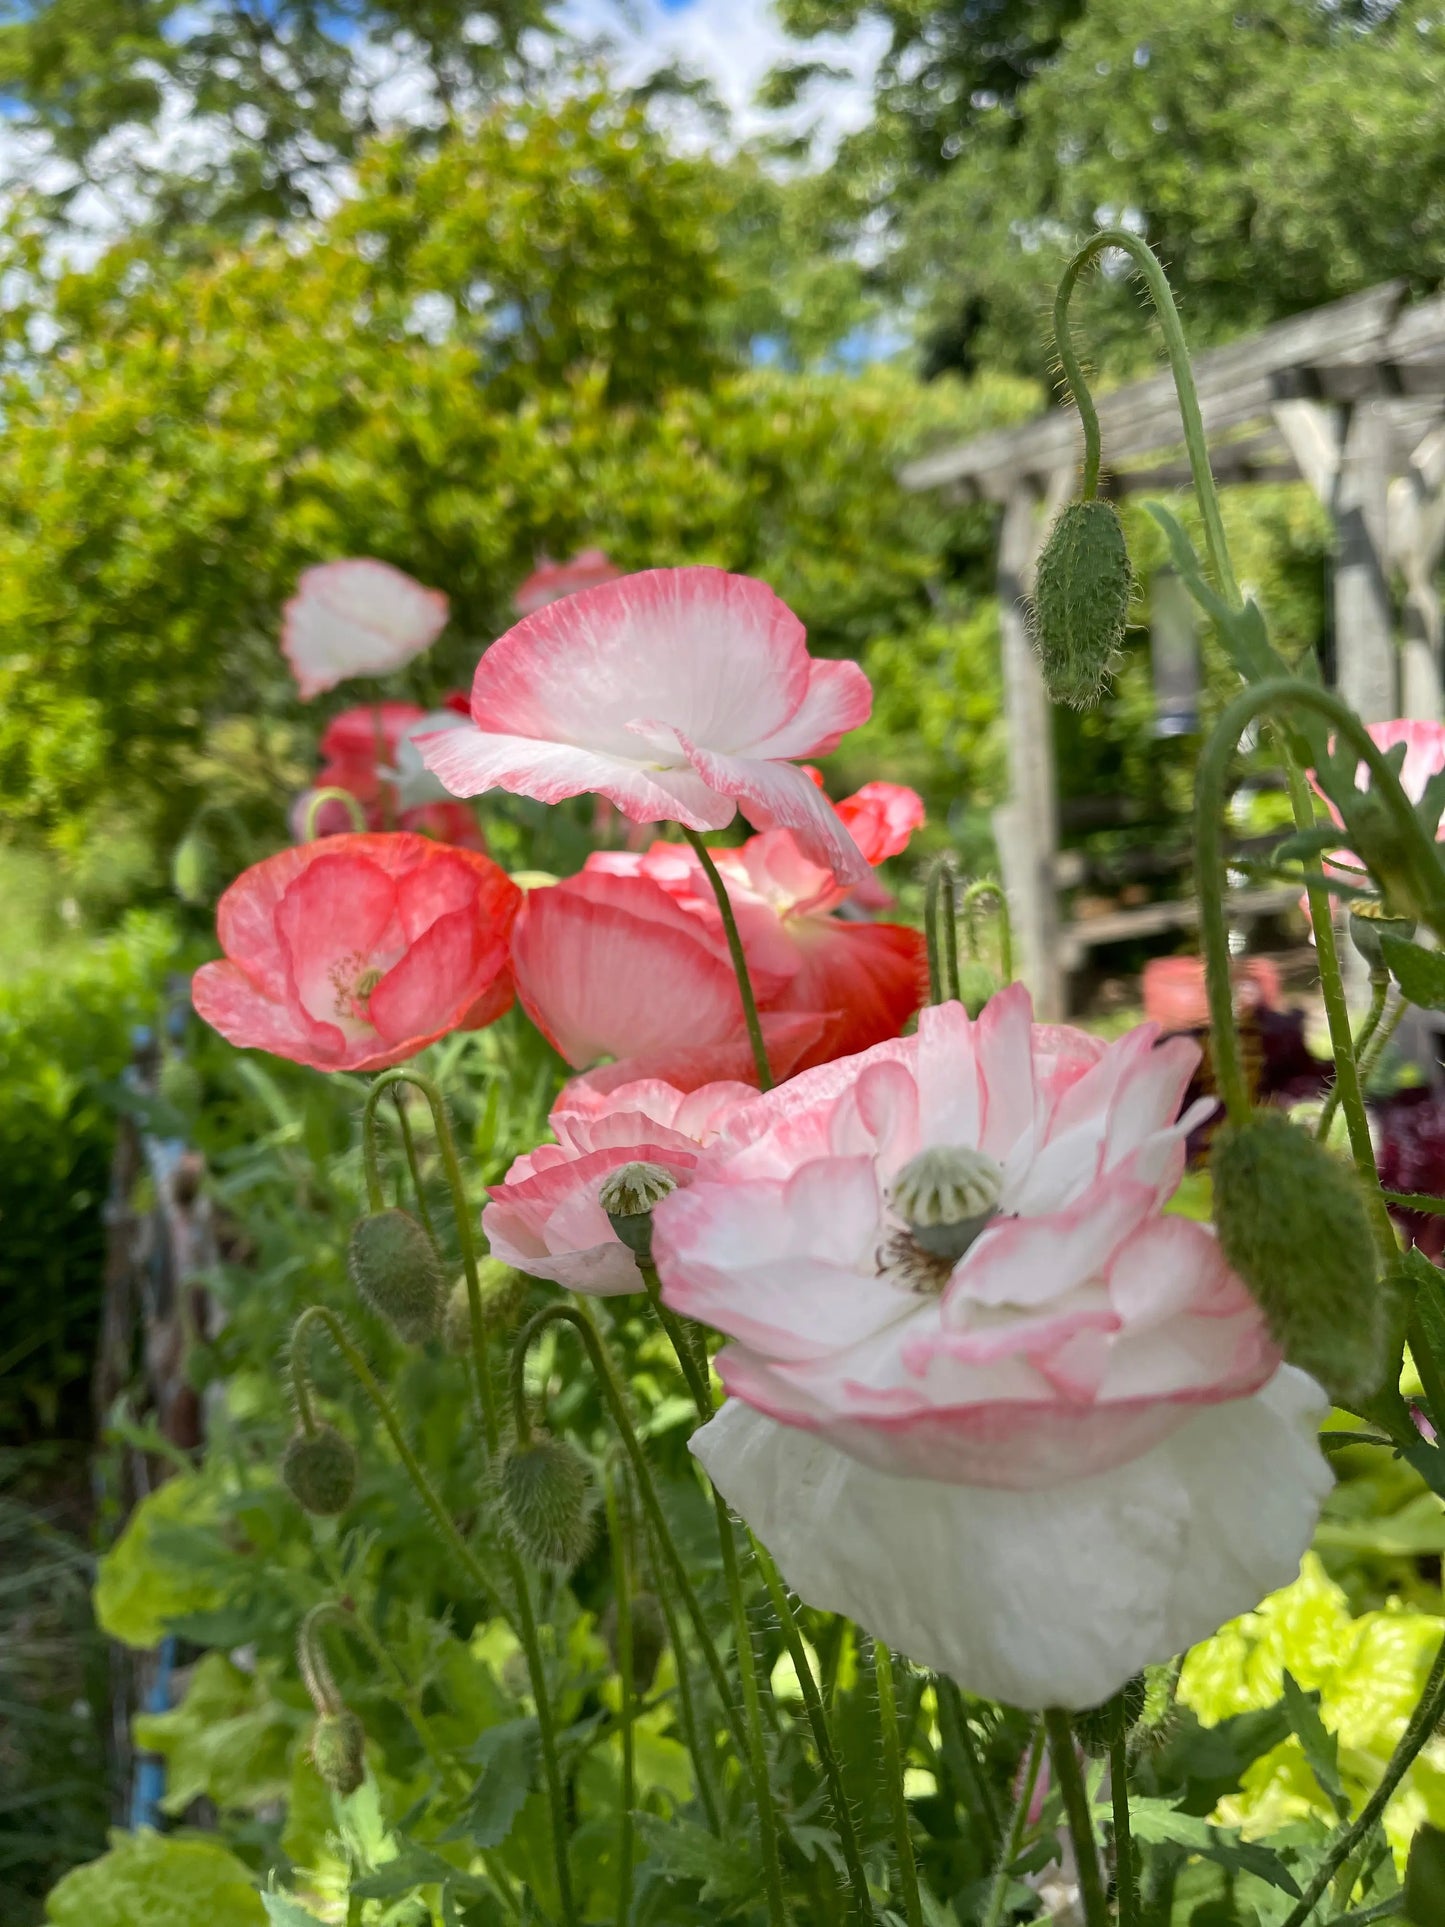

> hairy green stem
[960,877,1014,984]
[604,1466,635,1927]
[1280,1633,1445,1925]
[938,1679,1001,1857]
[982,1723,1044,1927]
[302,786,367,839]
[1044,1709,1110,1927]
[391,1084,440,1247]
[1055,229,1239,608]
[642,1509,722,1832]
[681,826,773,1090]
[1110,1729,1138,1927]
[874,1643,922,1927]
[1357,992,1407,1092]
[1317,977,1388,1145]
[1382,1190,1445,1217]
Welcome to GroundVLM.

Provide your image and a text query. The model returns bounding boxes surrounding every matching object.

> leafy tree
[0,0,553,239]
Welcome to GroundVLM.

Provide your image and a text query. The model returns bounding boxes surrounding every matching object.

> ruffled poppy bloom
[193,834,520,1072]
[514,548,622,614]
[586,779,927,1071]
[300,704,483,848]
[508,869,823,1086]
[653,990,1331,1709]
[484,1077,754,1293]
[282,560,449,700]
[1301,718,1445,919]
[421,566,872,884]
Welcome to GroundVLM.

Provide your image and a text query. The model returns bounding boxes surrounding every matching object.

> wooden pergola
[900,278,1445,1019]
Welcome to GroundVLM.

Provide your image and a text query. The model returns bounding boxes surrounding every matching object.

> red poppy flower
[193,834,521,1072]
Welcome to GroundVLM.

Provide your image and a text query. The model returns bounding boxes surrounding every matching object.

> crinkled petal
[282,560,448,700]
[419,724,734,829]
[675,735,869,885]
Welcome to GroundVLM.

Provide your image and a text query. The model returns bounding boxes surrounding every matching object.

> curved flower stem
[288,1306,503,1617]
[981,1722,1044,1927]
[1280,1632,1445,1926]
[603,1464,635,1927]
[960,878,1014,984]
[360,1068,576,1927]
[938,1680,1001,1856]
[643,1510,722,1832]
[302,786,367,839]
[391,1084,440,1247]
[298,1601,345,1716]
[681,826,773,1090]
[1109,1730,1138,1927]
[1357,991,1407,1094]
[641,1264,877,1925]
[924,856,960,1004]
[1317,976,1388,1145]
[1055,229,1239,609]
[1043,1710,1109,1927]
[1382,1189,1445,1217]
[873,1643,922,1927]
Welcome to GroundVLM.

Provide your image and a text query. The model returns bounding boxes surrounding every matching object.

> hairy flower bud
[443,1260,533,1353]
[958,959,999,1020]
[1072,1672,1147,1755]
[311,1709,366,1796]
[599,1161,679,1263]
[1212,1110,1388,1405]
[1349,899,1416,972]
[500,1437,598,1570]
[890,1145,1005,1261]
[603,1589,669,1695]
[282,1424,357,1516]
[348,1208,444,1344]
[1029,499,1132,709]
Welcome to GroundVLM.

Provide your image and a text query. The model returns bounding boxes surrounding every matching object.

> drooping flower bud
[1211,1110,1389,1404]
[599,1161,679,1264]
[500,1437,598,1570]
[890,1145,1005,1261]
[603,1589,669,1695]
[958,959,999,1020]
[443,1260,533,1353]
[1072,1672,1147,1755]
[311,1708,366,1795]
[282,1424,358,1516]
[1028,498,1133,709]
[1349,899,1416,972]
[348,1208,444,1344]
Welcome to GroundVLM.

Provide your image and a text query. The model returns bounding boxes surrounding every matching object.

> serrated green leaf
[1406,1822,1445,1923]
[634,1812,762,1909]
[1281,1671,1349,1819]
[1382,936,1445,1011]
[349,1843,486,1901]
[443,1717,538,1849]
[45,1830,266,1926]
[1127,1797,1302,1896]
[260,1894,325,1927]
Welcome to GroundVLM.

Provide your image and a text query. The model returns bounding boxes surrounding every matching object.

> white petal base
[691,1367,1331,1710]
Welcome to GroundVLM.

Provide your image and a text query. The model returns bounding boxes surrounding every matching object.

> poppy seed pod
[890,1145,1005,1262]
[599,1161,679,1263]
[500,1437,598,1570]
[603,1589,669,1695]
[443,1261,533,1353]
[1029,499,1132,709]
[1349,899,1416,972]
[1072,1672,1147,1755]
[348,1208,445,1344]
[1211,1110,1388,1406]
[282,1424,357,1516]
[311,1709,366,1796]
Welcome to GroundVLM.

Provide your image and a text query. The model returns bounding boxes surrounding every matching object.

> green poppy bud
[443,1260,533,1353]
[348,1208,444,1344]
[500,1436,597,1570]
[890,1145,1005,1262]
[282,1424,357,1516]
[603,1588,669,1695]
[958,958,999,1019]
[599,1161,679,1263]
[1072,1673,1147,1755]
[1349,899,1416,972]
[1211,1110,1389,1405]
[1029,499,1133,709]
[172,824,219,906]
[311,1708,366,1796]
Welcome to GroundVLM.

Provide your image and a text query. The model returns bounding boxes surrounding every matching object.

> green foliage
[92,1471,226,1648]
[44,1828,266,1927]
[131,1653,301,1816]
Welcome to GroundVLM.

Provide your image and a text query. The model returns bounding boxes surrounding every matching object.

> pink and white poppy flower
[282,559,449,700]
[484,1077,754,1294]
[193,834,520,1073]
[421,567,872,884]
[653,989,1331,1709]
[514,548,623,615]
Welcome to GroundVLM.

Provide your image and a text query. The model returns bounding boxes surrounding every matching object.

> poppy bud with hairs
[1072,1672,1147,1755]
[348,1207,444,1344]
[603,1588,669,1695]
[443,1259,532,1353]
[1029,498,1132,709]
[311,1709,366,1795]
[500,1436,597,1570]
[1212,1109,1388,1406]
[282,1424,357,1516]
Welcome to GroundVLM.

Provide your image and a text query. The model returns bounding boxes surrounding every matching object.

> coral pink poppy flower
[653,990,1331,1709]
[283,560,449,700]
[299,704,484,848]
[485,1078,754,1294]
[508,869,823,1084]
[193,834,521,1072]
[514,548,623,614]
[421,567,872,884]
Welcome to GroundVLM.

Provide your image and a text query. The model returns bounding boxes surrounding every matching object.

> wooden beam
[1333,402,1396,722]
[1390,421,1445,719]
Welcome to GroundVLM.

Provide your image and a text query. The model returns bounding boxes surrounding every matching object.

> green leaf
[260,1895,326,1927]
[131,1652,299,1816]
[1127,1797,1302,1896]
[634,1812,763,1909]
[1280,1671,1350,1820]
[1406,1823,1445,1924]
[45,1829,266,1927]
[349,1844,486,1901]
[92,1474,226,1648]
[1381,936,1445,1012]
[443,1717,539,1849]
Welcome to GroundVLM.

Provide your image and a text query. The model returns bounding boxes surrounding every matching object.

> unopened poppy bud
[443,1260,533,1352]
[500,1436,598,1570]
[1349,899,1416,972]
[1029,499,1132,709]
[282,1424,357,1516]
[599,1161,678,1262]
[958,959,999,1019]
[348,1208,444,1344]
[311,1708,366,1795]
[1072,1672,1147,1755]
[1212,1110,1388,1404]
[890,1145,1005,1261]
[603,1589,669,1695]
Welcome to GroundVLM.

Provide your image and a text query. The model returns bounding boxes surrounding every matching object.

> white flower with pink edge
[653,989,1331,1709]
[282,559,449,700]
